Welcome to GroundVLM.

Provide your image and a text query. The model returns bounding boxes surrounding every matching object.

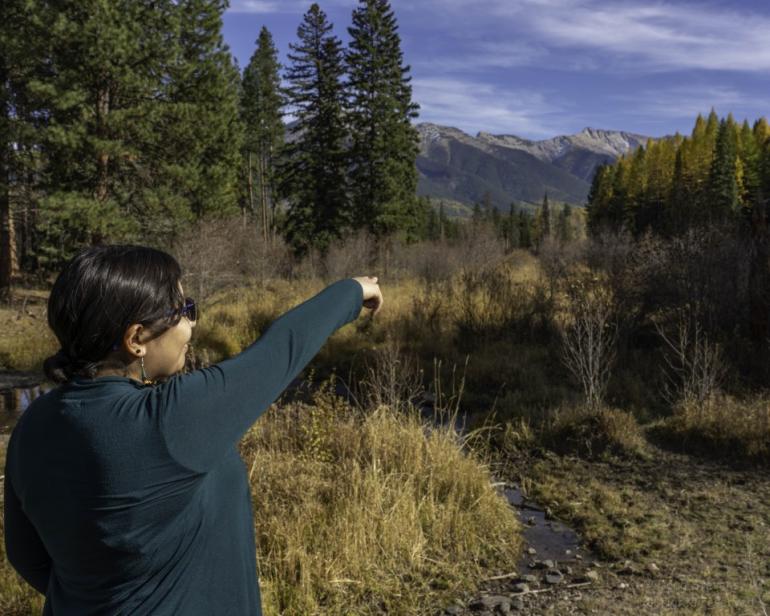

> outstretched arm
[155,278,368,473]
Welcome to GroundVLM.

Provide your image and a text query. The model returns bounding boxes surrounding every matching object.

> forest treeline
[585,110,770,386]
[587,110,770,237]
[0,0,445,289]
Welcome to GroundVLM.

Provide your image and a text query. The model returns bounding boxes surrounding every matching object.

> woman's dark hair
[43,245,186,384]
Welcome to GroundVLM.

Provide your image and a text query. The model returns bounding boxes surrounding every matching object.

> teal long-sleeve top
[3,278,364,615]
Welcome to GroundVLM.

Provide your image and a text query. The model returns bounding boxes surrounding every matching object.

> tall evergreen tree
[23,0,177,261]
[540,191,551,242]
[608,157,629,231]
[345,0,420,239]
[164,0,243,222]
[556,204,572,243]
[506,202,520,249]
[241,26,284,242]
[708,117,739,223]
[3,0,244,268]
[280,3,350,257]
[737,119,761,216]
[518,210,532,248]
[586,163,614,234]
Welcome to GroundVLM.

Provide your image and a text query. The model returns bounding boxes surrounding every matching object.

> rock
[470,595,512,612]
[519,574,538,584]
[468,598,487,611]
[512,583,529,593]
[617,582,629,590]
[575,553,583,560]
[545,570,564,585]
[617,560,637,576]
[495,601,512,615]
[585,570,600,582]
[565,566,573,575]
[476,595,511,612]
[646,563,660,576]
[529,559,555,570]
[444,607,462,615]
[526,547,537,556]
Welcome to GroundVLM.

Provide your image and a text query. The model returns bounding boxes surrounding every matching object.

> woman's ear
[125,324,147,356]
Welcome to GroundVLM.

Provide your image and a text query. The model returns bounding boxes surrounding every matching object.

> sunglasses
[110,298,198,351]
[167,297,197,323]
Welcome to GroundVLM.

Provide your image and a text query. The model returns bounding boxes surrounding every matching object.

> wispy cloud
[227,0,355,14]
[411,77,570,138]
[426,0,770,73]
[413,41,547,72]
[611,84,770,122]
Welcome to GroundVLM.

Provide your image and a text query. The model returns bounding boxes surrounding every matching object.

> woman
[3,244,383,615]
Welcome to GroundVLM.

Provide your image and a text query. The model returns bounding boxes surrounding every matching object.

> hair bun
[44,348,76,384]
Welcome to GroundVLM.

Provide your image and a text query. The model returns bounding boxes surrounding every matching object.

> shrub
[541,404,647,460]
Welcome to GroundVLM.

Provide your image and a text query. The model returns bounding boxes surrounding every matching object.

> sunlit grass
[241,385,521,615]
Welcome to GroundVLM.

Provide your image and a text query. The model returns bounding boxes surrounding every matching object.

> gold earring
[140,356,153,385]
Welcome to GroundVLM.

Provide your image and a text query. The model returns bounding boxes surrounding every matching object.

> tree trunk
[257,147,268,244]
[95,84,110,204]
[0,169,17,303]
[247,151,256,216]
[0,61,17,302]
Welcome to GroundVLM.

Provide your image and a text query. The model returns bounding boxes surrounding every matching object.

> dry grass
[541,405,649,461]
[239,384,521,615]
[652,393,770,466]
[0,295,58,372]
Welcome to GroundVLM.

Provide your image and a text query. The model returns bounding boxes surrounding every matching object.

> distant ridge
[416,123,655,210]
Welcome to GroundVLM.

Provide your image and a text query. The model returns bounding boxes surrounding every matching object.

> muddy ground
[439,440,770,616]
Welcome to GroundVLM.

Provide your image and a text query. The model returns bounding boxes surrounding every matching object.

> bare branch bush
[320,229,377,282]
[357,336,425,413]
[655,310,727,409]
[557,275,620,410]
[538,234,587,298]
[170,214,293,301]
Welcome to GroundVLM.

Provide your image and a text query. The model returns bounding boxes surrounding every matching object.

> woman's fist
[352,276,383,316]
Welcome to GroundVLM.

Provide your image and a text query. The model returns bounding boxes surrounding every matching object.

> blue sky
[222,0,770,141]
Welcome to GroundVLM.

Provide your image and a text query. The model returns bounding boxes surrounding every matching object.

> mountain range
[416,123,653,211]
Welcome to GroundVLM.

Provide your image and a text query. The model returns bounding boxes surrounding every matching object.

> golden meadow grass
[239,386,521,615]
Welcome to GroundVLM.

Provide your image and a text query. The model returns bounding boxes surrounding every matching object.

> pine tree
[556,204,572,243]
[608,157,630,231]
[668,144,689,235]
[18,0,183,264]
[737,120,761,216]
[346,0,420,238]
[586,163,614,234]
[626,144,647,234]
[506,202,520,249]
[540,191,551,241]
[163,0,243,222]
[280,3,350,257]
[518,210,532,249]
[241,26,285,242]
[708,117,739,223]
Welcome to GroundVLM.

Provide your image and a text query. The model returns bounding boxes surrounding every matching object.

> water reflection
[0,383,55,435]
